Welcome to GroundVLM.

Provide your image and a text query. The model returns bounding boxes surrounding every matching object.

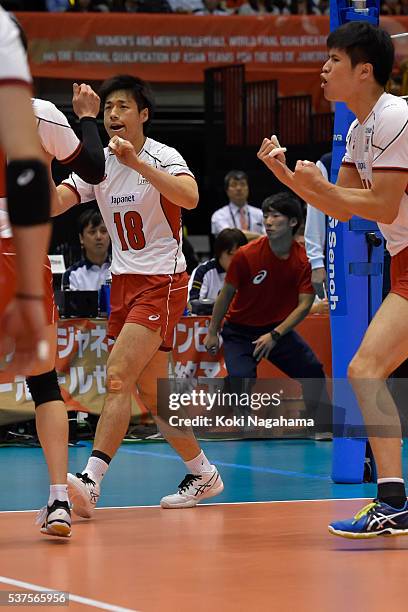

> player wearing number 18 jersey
[63,135,191,344]
[56,75,223,516]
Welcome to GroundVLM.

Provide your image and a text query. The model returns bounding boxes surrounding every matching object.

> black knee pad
[26,369,63,408]
[7,159,50,226]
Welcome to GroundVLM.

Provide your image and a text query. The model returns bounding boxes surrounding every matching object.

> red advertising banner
[18,13,331,82]
[0,315,331,425]
[16,14,408,85]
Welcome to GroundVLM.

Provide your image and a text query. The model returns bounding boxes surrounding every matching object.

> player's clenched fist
[72,82,100,119]
[109,136,140,167]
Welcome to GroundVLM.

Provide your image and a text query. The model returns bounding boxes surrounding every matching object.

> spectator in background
[380,0,402,14]
[116,0,172,11]
[188,228,247,304]
[292,0,321,14]
[194,0,230,14]
[225,0,245,10]
[211,170,265,240]
[46,0,69,10]
[66,0,110,11]
[238,0,282,14]
[317,0,329,15]
[62,209,111,291]
[167,0,203,11]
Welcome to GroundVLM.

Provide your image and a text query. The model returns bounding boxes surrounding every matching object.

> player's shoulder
[241,235,266,258]
[375,93,408,123]
[144,137,179,159]
[33,98,70,125]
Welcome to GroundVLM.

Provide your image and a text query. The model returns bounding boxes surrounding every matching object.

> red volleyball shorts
[0,237,57,323]
[390,245,408,301]
[108,271,188,351]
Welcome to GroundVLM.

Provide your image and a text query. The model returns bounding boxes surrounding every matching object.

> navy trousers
[221,322,331,428]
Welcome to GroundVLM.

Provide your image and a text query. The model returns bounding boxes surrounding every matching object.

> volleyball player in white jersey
[258,22,408,538]
[55,75,223,515]
[0,15,105,537]
[0,7,53,375]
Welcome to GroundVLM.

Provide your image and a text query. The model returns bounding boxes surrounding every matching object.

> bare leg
[93,323,162,458]
[348,293,408,478]
[30,324,68,485]
[137,351,201,461]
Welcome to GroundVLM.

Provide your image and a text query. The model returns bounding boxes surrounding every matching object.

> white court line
[391,33,408,38]
[0,497,371,514]
[0,576,140,612]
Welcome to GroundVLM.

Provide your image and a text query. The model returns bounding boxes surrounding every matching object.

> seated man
[188,228,247,304]
[205,192,331,434]
[62,209,111,291]
[211,170,265,241]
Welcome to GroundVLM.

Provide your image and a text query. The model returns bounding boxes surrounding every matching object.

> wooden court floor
[1,499,408,612]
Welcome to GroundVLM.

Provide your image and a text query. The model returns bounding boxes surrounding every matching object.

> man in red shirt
[204,192,330,430]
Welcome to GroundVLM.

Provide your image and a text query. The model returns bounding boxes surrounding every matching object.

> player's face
[321,49,358,102]
[104,90,148,143]
[226,179,249,207]
[218,247,239,272]
[80,222,110,261]
[263,208,296,240]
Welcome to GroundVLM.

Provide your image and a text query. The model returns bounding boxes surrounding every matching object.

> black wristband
[270,330,281,342]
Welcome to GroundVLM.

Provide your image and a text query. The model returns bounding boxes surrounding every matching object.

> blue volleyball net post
[329,0,382,483]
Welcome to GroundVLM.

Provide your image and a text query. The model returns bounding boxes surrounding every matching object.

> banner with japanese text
[0,315,331,425]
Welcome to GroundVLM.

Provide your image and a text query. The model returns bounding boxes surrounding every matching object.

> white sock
[83,457,109,485]
[49,484,68,505]
[185,451,212,475]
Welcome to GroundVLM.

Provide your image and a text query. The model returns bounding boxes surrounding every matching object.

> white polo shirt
[211,202,265,236]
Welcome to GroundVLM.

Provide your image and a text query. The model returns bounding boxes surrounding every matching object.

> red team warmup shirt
[225,236,314,327]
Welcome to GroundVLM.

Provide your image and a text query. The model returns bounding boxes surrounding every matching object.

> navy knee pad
[26,369,63,408]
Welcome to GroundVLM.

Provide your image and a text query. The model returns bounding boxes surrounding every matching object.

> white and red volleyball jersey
[0,8,31,88]
[62,137,194,275]
[343,92,408,256]
[0,7,32,240]
[0,98,81,239]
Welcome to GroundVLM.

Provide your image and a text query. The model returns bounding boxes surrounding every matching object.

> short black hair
[327,22,394,88]
[78,209,105,235]
[99,74,155,134]
[261,192,304,235]
[214,228,248,260]
[224,170,249,191]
